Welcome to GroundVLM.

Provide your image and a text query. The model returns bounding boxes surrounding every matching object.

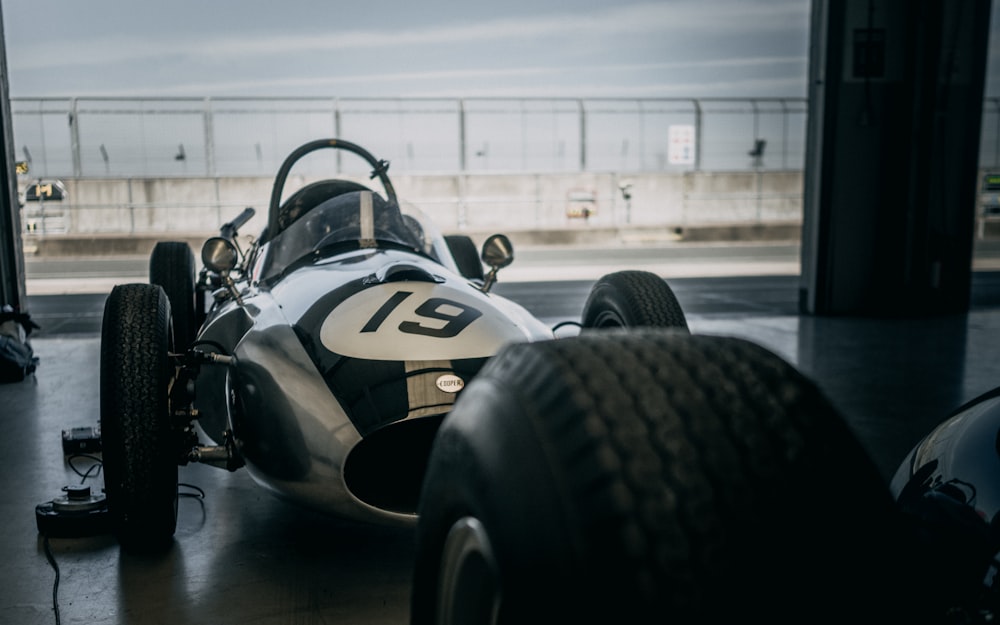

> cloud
[6,0,812,99]
[92,55,806,99]
[400,76,810,99]
[9,1,808,72]
[195,1,806,59]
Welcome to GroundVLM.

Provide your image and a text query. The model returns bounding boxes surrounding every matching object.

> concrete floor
[5,274,1000,624]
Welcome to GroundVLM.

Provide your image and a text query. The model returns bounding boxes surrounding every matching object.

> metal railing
[14,95,1000,238]
[11,96,810,179]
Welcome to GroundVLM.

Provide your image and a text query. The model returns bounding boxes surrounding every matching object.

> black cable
[45,460,209,625]
[178,483,208,528]
[179,482,206,499]
[43,455,210,625]
[41,535,61,625]
[44,452,102,625]
[67,454,103,483]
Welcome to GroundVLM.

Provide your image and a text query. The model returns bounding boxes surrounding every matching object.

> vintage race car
[101,139,967,622]
[98,138,690,556]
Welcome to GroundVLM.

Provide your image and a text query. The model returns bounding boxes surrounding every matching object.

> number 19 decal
[361,290,482,338]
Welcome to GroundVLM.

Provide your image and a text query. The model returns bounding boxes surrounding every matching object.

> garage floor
[4,274,1000,625]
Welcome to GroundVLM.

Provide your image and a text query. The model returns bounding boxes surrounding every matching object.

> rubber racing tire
[412,331,908,624]
[100,283,179,553]
[581,270,688,331]
[445,234,485,282]
[149,241,197,350]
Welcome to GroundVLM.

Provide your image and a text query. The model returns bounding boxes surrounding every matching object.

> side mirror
[480,234,513,292]
[201,237,246,306]
[481,234,513,269]
[202,237,239,274]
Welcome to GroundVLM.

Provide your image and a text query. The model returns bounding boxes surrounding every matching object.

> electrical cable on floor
[41,454,207,625]
[41,534,61,625]
[38,453,103,625]
[67,454,103,482]
[39,455,103,624]
[179,482,206,499]
[179,482,208,526]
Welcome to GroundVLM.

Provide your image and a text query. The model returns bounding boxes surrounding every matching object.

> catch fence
[12,96,810,179]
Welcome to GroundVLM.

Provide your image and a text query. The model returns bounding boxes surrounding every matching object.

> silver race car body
[195,208,550,525]
[189,140,550,525]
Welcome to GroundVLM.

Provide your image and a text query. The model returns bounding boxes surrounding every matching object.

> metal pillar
[0,2,26,312]
[801,0,991,316]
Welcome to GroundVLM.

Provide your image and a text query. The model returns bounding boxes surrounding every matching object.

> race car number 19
[361,290,483,338]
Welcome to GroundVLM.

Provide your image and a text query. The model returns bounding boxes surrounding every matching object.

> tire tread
[474,331,899,621]
[100,283,178,552]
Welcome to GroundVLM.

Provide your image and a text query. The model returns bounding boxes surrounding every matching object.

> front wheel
[100,283,179,553]
[581,270,688,331]
[412,331,908,623]
[149,241,196,349]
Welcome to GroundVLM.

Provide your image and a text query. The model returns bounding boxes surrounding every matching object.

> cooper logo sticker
[435,374,465,393]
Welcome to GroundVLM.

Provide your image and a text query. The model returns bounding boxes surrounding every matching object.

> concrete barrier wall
[19,171,805,238]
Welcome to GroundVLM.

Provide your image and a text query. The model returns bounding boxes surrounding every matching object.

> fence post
[334,98,342,173]
[458,98,466,172]
[127,178,135,235]
[781,99,789,170]
[692,99,702,172]
[203,97,215,176]
[70,97,81,177]
[638,99,645,171]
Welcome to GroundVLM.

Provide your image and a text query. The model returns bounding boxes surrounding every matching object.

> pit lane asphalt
[21,241,805,333]
[22,275,806,336]
[20,239,1000,335]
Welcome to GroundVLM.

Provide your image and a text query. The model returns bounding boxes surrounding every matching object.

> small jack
[35,484,109,537]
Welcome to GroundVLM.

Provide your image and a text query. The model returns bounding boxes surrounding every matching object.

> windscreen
[261,189,458,279]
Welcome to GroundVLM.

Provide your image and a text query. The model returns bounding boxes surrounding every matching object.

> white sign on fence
[668,124,696,165]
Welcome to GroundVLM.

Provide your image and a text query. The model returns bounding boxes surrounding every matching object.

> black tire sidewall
[583,280,637,327]
[413,381,579,625]
[149,241,196,349]
[414,332,906,623]
[581,270,688,330]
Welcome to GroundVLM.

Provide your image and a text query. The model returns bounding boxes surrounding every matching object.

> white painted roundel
[319,282,532,360]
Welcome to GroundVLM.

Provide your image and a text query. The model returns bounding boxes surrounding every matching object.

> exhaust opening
[343,415,445,515]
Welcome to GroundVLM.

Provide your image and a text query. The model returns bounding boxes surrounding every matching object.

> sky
[0,0,816,99]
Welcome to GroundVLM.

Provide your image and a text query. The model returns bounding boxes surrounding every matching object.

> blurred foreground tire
[412,330,910,624]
